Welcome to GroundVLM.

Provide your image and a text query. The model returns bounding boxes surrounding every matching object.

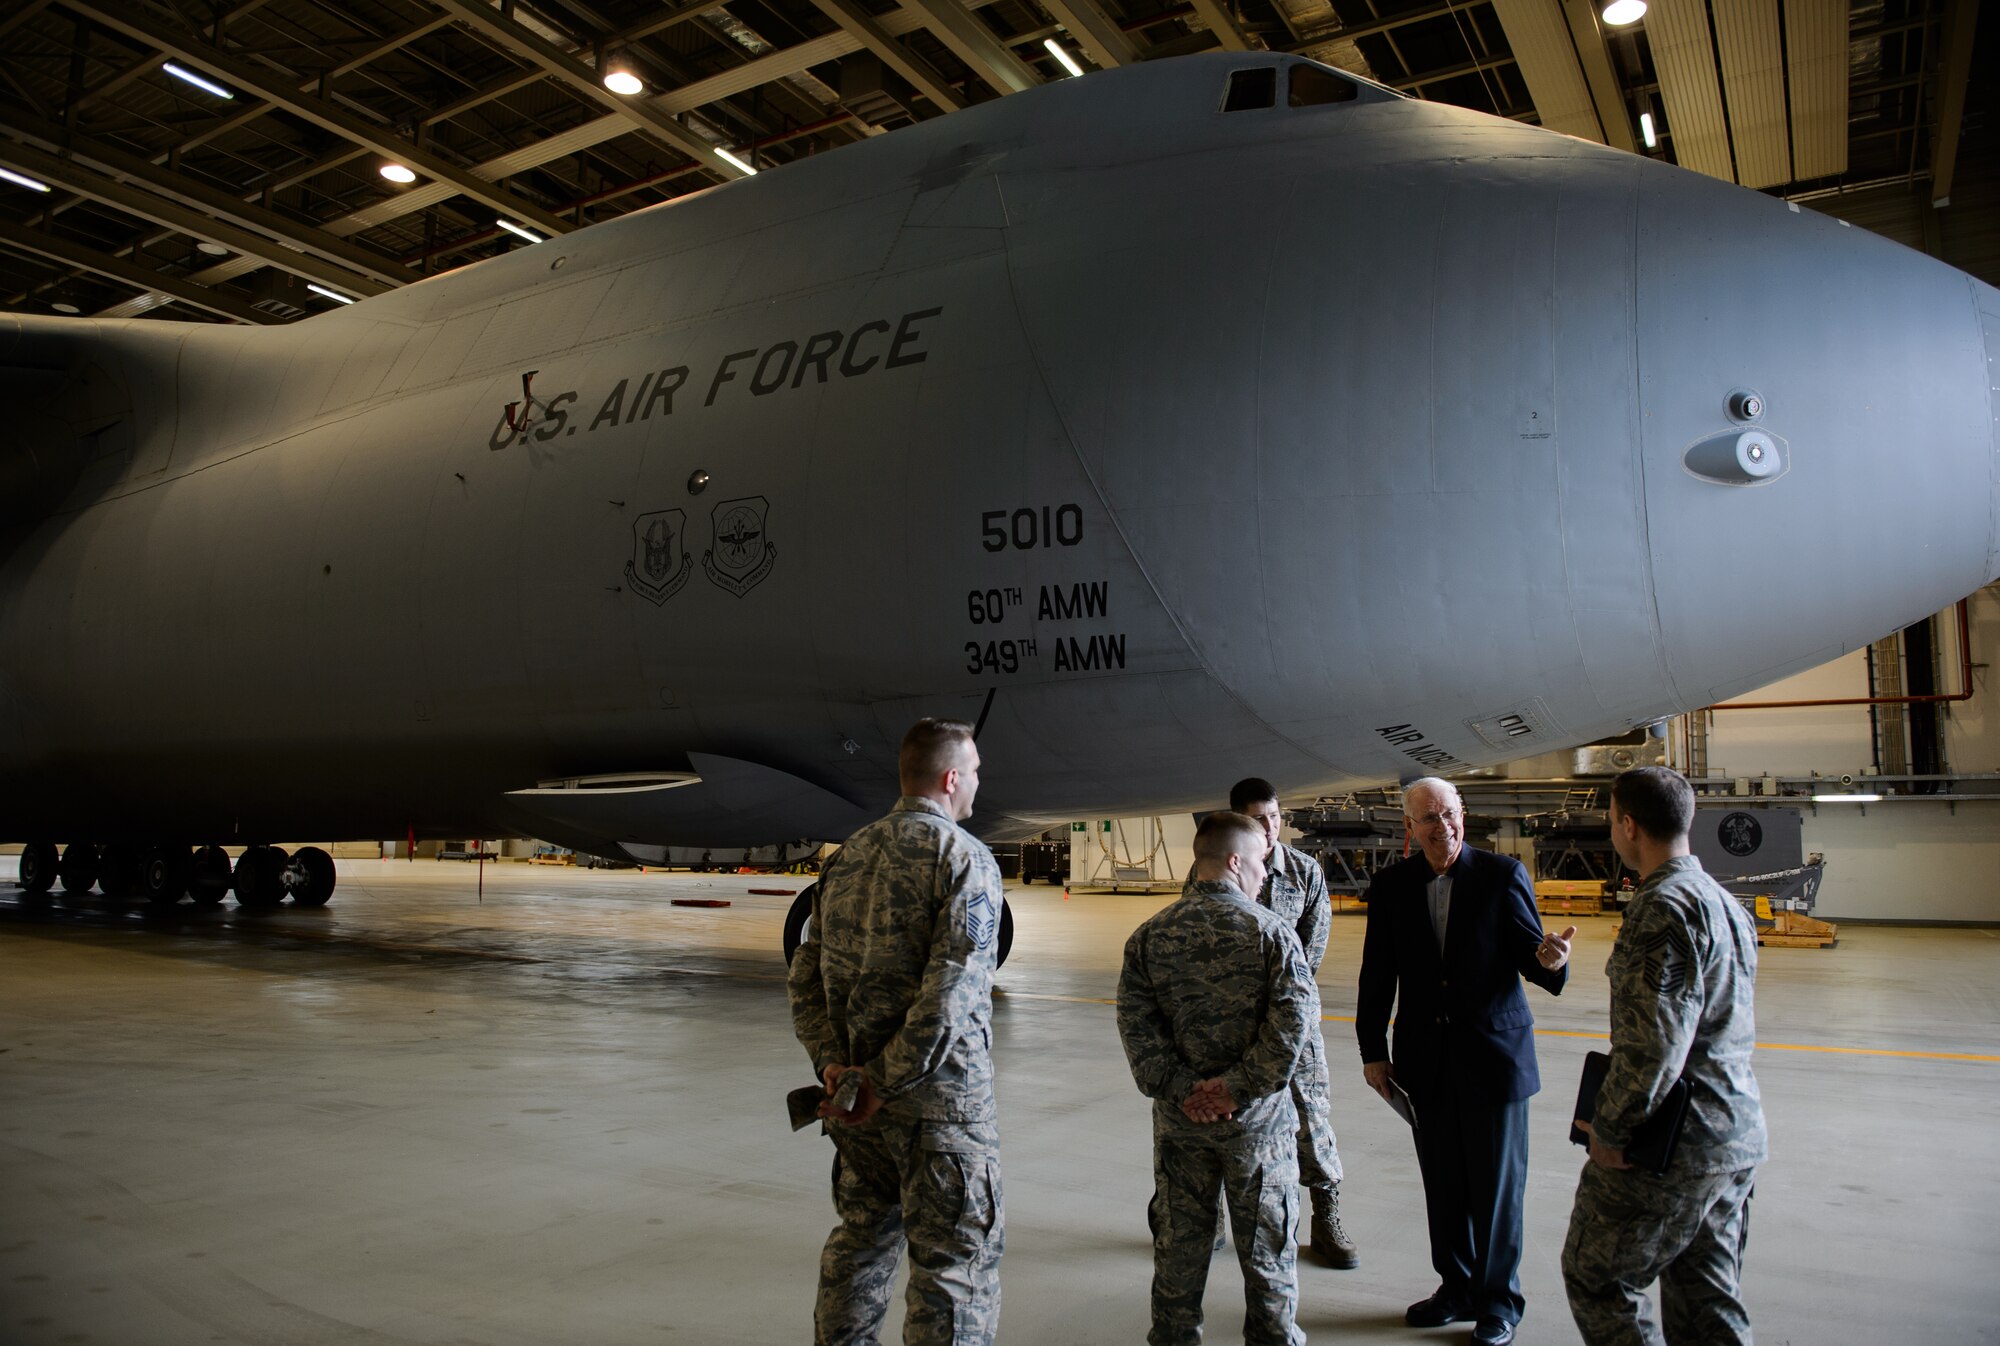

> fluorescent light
[496,219,544,243]
[1043,39,1084,78]
[380,163,417,184]
[1601,0,1647,25]
[1810,793,1881,803]
[0,166,51,192]
[51,303,80,314]
[715,147,758,176]
[1639,112,1656,148]
[306,283,355,305]
[604,69,643,96]
[162,62,234,99]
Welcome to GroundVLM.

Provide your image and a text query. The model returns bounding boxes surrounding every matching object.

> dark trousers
[1412,1089,1530,1325]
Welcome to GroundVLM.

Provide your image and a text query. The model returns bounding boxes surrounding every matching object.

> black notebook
[1570,1050,1690,1176]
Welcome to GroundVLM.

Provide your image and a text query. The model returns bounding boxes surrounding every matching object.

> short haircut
[899,718,975,791]
[1611,766,1695,842]
[1403,776,1462,817]
[1192,811,1266,866]
[1229,777,1279,811]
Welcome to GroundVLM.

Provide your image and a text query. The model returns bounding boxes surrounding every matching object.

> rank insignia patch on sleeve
[965,890,997,950]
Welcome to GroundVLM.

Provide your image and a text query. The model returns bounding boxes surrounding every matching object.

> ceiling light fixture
[380,163,417,184]
[1639,112,1657,148]
[1810,793,1882,803]
[0,166,51,192]
[162,61,234,99]
[1601,0,1647,25]
[306,283,356,305]
[196,241,229,256]
[1043,39,1084,78]
[604,69,644,96]
[715,147,758,176]
[496,219,545,243]
[51,302,80,314]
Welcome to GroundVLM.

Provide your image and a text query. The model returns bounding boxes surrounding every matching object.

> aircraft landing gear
[233,846,287,909]
[283,847,335,907]
[190,847,233,906]
[58,843,98,898]
[138,847,191,907]
[98,844,142,902]
[781,883,1013,968]
[18,842,58,896]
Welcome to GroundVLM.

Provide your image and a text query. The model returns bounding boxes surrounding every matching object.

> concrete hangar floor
[0,861,1994,1346]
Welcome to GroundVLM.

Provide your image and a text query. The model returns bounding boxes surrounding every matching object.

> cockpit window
[1220,67,1277,112]
[1289,63,1358,107]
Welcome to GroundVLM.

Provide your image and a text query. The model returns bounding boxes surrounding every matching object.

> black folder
[1569,1051,1690,1176]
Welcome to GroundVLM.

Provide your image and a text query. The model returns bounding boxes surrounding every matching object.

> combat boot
[1309,1184,1359,1268]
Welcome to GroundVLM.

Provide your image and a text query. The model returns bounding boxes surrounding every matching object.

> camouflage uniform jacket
[787,796,1004,1125]
[1263,842,1332,977]
[1116,879,1318,1142]
[1595,855,1767,1174]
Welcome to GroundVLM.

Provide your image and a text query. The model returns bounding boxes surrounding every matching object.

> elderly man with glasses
[1356,777,1576,1346]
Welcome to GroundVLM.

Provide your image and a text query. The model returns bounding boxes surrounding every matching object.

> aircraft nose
[1634,173,2000,707]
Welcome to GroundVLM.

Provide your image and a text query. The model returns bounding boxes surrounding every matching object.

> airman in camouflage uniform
[1121,811,1317,1346]
[789,718,1006,1346]
[1233,777,1356,1268]
[1563,767,1766,1346]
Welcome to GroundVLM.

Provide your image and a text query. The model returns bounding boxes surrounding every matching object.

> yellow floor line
[1001,994,2000,1063]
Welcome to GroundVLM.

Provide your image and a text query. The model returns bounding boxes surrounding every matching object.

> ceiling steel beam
[1646,0,1733,182]
[0,217,277,324]
[1558,0,1635,151]
[804,0,965,111]
[0,0,56,46]
[904,0,1040,95]
[1186,0,1253,52]
[1928,0,1979,206]
[1712,0,1789,189]
[0,125,408,293]
[429,0,751,180]
[56,0,575,236]
[1039,0,1137,68]
[1490,0,1603,142]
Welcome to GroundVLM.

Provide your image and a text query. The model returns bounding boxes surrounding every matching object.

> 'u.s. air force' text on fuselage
[485,307,943,451]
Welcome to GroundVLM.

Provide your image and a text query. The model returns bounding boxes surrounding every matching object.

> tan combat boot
[1310,1184,1359,1268]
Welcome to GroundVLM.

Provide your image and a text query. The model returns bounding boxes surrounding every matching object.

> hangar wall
[1701,584,2000,923]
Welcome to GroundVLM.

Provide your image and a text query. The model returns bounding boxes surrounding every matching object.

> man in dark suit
[1357,777,1575,1346]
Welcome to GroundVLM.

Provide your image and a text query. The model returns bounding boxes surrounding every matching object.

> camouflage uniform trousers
[1561,1161,1755,1346]
[1149,1126,1306,1346]
[1292,1029,1342,1189]
[816,1114,1003,1346]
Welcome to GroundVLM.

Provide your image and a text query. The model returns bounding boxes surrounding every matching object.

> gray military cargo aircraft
[4,53,1997,929]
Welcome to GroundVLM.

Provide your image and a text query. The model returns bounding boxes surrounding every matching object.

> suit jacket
[1355,845,1566,1102]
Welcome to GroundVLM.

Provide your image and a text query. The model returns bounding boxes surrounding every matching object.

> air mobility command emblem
[703,495,776,596]
[625,509,692,605]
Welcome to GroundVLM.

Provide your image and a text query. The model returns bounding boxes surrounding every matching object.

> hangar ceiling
[0,0,1987,324]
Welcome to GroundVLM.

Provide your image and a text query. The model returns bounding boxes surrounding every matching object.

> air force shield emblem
[702,495,776,597]
[625,509,692,605]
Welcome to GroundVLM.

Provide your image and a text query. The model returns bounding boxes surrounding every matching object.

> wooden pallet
[1758,910,1837,948]
[1535,879,1604,916]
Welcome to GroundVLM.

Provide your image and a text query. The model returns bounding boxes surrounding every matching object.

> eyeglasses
[1409,811,1460,827]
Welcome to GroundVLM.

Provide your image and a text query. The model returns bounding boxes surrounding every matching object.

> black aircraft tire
[782,885,1013,970]
[18,842,58,894]
[287,847,336,907]
[139,847,191,906]
[58,843,99,897]
[781,883,817,965]
[98,845,143,902]
[189,846,232,906]
[234,846,287,909]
